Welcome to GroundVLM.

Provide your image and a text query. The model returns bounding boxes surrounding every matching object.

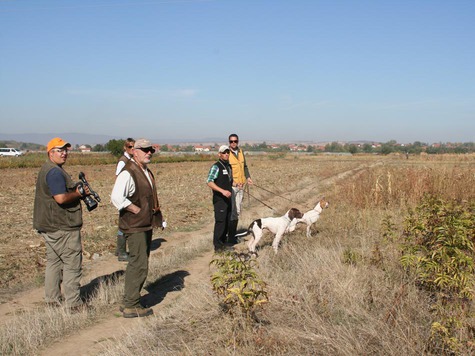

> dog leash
[253,184,311,210]
[246,190,279,213]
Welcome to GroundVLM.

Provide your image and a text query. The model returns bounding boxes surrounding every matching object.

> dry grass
[0,153,474,355]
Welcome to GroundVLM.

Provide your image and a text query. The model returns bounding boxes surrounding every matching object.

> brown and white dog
[288,198,329,237]
[238,208,303,254]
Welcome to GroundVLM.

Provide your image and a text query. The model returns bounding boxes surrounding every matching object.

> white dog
[288,198,329,237]
[238,208,303,254]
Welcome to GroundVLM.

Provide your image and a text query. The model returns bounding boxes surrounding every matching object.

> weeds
[1,154,474,355]
[400,195,475,353]
[210,252,268,320]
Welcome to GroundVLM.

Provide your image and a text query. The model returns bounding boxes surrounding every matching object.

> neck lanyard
[218,160,232,182]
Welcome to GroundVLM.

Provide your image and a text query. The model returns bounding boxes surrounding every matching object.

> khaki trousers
[41,230,82,307]
[231,186,244,221]
[123,230,152,308]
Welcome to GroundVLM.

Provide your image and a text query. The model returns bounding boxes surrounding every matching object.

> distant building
[194,145,210,152]
[78,145,91,153]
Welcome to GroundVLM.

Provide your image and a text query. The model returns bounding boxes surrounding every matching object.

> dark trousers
[213,199,231,249]
[123,230,152,308]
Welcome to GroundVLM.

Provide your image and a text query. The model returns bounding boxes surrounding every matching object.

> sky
[1,0,474,144]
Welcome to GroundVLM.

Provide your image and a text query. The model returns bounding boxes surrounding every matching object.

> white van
[0,148,23,157]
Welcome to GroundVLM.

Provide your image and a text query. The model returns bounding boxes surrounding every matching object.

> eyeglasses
[127,145,134,149]
[52,148,69,154]
[229,140,238,143]
[139,147,156,154]
[220,150,230,154]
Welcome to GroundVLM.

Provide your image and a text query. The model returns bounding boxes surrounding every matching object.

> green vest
[33,160,83,232]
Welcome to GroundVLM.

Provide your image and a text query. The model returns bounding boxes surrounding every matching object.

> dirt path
[1,160,379,355]
[42,243,215,356]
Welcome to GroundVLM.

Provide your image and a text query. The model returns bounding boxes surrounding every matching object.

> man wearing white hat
[206,145,233,251]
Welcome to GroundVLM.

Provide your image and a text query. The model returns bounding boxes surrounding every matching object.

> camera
[77,172,101,212]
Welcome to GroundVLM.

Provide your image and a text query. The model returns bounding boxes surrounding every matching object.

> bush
[210,252,268,320]
[400,195,475,353]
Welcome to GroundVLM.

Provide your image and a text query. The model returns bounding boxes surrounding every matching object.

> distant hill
[0,133,212,146]
[0,139,43,151]
[0,133,122,146]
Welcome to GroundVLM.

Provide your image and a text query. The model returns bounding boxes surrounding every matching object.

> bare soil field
[0,154,366,293]
[0,153,473,355]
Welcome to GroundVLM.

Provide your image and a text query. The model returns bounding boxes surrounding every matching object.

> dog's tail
[234,219,261,239]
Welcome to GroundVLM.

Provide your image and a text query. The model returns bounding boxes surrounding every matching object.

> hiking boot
[226,239,239,245]
[122,307,154,318]
[44,298,63,308]
[120,302,147,312]
[214,244,233,253]
[117,252,129,262]
[69,303,91,314]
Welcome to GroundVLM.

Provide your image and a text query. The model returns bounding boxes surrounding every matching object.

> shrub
[400,195,475,353]
[210,252,268,320]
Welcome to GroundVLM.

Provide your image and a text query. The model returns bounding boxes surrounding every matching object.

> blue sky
[1,0,474,144]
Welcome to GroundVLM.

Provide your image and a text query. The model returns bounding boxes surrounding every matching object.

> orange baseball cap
[47,137,71,152]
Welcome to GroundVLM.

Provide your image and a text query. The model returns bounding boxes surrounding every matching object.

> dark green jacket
[33,160,83,232]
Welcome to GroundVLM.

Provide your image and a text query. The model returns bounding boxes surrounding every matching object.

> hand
[83,185,91,196]
[127,204,141,214]
[75,183,91,197]
[222,189,232,198]
[247,177,253,185]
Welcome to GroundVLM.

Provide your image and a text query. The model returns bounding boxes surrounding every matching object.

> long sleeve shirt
[111,160,153,211]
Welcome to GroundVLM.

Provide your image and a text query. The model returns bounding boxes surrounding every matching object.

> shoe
[118,252,129,262]
[123,307,154,318]
[214,245,233,253]
[44,299,63,308]
[69,303,90,314]
[120,302,147,312]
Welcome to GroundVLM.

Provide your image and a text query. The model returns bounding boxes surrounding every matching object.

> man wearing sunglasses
[111,138,162,318]
[114,137,135,262]
[227,133,253,244]
[207,145,234,251]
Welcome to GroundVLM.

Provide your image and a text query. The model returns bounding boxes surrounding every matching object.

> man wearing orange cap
[33,137,91,311]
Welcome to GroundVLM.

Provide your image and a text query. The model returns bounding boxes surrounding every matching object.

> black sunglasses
[139,147,156,154]
[127,145,134,148]
[229,140,238,143]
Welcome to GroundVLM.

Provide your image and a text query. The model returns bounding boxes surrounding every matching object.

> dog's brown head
[287,208,303,220]
[319,197,329,209]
